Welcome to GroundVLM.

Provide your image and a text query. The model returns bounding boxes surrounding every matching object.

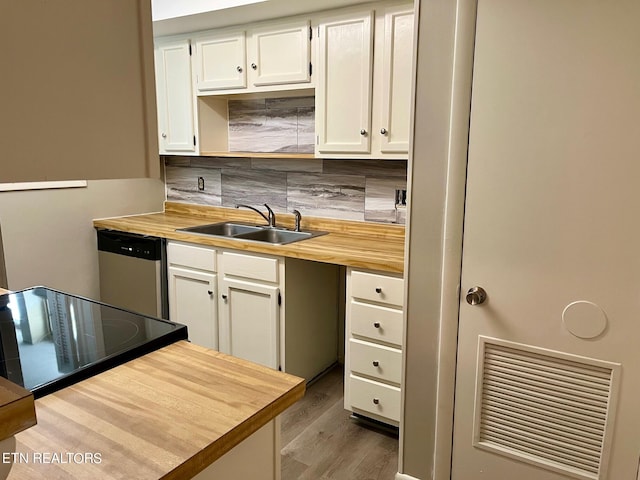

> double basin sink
[176,221,327,245]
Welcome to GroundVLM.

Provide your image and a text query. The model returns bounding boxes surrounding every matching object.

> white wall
[0,178,165,299]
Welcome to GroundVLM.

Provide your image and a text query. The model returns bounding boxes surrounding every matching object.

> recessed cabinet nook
[153,0,414,159]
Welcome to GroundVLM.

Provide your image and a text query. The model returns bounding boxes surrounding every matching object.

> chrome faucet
[292,210,302,232]
[236,203,276,227]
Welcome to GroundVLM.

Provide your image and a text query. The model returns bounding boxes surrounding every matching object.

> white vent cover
[473,337,620,480]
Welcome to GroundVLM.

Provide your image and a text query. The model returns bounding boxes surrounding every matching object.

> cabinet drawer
[349,374,401,423]
[350,270,404,307]
[222,251,279,283]
[349,339,402,384]
[350,301,403,346]
[168,242,216,272]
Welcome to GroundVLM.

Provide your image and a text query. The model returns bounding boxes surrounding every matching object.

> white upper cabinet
[316,10,374,154]
[316,3,414,158]
[378,6,414,154]
[154,37,197,154]
[193,18,312,94]
[195,31,247,91]
[248,20,311,87]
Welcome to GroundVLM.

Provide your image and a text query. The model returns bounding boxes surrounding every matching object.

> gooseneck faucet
[292,210,302,232]
[236,204,277,227]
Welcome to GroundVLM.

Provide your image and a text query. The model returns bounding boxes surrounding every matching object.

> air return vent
[473,337,620,480]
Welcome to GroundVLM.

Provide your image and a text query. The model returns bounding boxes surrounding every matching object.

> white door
[248,20,311,87]
[168,266,218,350]
[316,10,373,154]
[194,31,246,91]
[452,1,640,479]
[219,278,280,370]
[378,6,413,154]
[154,39,196,153]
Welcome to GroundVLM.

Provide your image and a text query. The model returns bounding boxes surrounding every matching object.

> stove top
[0,286,187,398]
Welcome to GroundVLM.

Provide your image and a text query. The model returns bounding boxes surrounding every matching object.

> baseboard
[395,473,421,480]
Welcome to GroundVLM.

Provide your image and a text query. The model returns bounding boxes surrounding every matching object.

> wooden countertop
[93,202,405,274]
[8,341,304,479]
[0,289,37,442]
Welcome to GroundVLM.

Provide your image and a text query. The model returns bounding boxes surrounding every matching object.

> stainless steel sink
[178,222,262,237]
[235,228,313,244]
[176,222,327,245]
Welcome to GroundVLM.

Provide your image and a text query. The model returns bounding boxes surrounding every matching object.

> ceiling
[152,0,375,36]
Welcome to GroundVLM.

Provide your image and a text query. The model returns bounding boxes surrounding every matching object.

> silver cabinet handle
[372,360,379,367]
[236,66,243,72]
[375,287,382,293]
[465,286,487,305]
[161,132,167,138]
[251,63,257,70]
[372,398,380,405]
[360,129,367,136]
[373,322,381,328]
[380,128,387,135]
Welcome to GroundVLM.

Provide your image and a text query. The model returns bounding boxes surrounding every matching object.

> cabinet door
[219,278,280,370]
[316,11,374,154]
[195,31,246,91]
[154,39,196,153]
[168,266,218,349]
[248,20,311,87]
[379,7,414,153]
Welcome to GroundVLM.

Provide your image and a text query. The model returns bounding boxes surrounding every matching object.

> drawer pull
[373,322,381,328]
[372,398,380,405]
[375,287,382,293]
[372,360,380,367]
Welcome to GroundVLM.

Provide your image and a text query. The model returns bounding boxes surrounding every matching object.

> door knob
[465,286,487,305]
[236,66,243,72]
[251,63,257,70]
[380,128,387,135]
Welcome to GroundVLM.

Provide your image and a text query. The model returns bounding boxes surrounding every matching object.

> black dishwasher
[97,230,168,319]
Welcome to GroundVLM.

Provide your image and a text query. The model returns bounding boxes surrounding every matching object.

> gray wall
[400,0,475,478]
[0,178,165,299]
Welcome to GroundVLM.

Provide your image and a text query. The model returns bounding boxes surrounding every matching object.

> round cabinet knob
[375,287,382,294]
[207,290,213,295]
[372,360,380,367]
[465,286,487,306]
[161,132,167,138]
[236,66,243,72]
[372,398,380,405]
[380,128,388,135]
[221,294,228,300]
[251,63,257,70]
[360,129,367,136]
[373,322,381,328]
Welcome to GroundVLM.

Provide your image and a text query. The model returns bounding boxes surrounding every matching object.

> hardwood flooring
[281,366,399,480]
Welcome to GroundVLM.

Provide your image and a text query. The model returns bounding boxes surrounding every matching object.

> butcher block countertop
[0,288,37,443]
[7,341,305,480]
[93,202,405,274]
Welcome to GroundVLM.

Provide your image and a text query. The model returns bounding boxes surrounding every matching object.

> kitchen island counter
[93,202,405,274]
[6,340,304,479]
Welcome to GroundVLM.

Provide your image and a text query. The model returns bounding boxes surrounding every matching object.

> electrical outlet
[197,176,205,191]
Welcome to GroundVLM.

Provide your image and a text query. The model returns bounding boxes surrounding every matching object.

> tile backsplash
[228,97,315,154]
[164,156,407,224]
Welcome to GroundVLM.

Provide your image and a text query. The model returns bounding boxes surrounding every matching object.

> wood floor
[280,365,399,480]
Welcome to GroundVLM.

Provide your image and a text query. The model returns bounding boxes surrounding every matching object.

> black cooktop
[0,286,187,398]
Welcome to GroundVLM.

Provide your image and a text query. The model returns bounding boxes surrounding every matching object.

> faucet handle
[292,209,302,232]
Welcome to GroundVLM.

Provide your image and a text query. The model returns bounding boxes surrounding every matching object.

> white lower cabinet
[167,242,218,349]
[344,268,404,426]
[219,269,281,370]
[168,241,340,381]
